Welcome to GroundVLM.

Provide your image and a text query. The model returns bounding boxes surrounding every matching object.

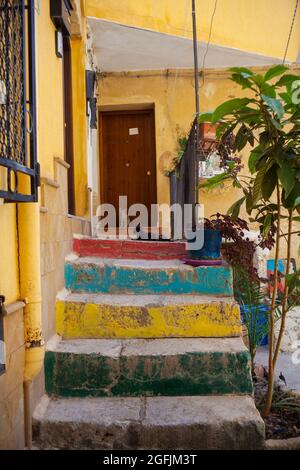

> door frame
[99,108,158,210]
[62,36,75,215]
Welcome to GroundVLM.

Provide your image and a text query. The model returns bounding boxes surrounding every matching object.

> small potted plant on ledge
[186,213,252,265]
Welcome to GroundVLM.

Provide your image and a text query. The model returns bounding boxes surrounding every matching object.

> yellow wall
[36,2,64,180]
[98,68,251,211]
[36,2,88,216]
[0,204,19,304]
[87,0,300,62]
[71,34,88,217]
[98,66,300,260]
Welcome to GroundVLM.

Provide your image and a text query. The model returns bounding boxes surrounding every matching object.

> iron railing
[169,118,198,238]
[0,0,39,202]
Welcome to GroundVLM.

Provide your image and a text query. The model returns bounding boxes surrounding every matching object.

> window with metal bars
[0,0,39,202]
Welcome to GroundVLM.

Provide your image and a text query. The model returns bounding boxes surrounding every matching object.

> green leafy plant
[164,134,188,176]
[233,265,269,372]
[198,64,300,416]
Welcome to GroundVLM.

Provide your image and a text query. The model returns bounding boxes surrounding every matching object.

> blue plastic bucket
[240,304,269,346]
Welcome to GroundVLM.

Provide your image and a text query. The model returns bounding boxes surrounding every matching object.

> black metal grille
[0,0,39,202]
[169,118,198,238]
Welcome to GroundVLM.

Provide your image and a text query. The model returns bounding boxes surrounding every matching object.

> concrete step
[56,291,241,339]
[64,256,233,296]
[45,336,252,397]
[33,395,265,450]
[73,237,186,260]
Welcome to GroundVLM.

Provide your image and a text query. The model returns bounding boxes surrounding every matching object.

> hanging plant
[164,134,188,177]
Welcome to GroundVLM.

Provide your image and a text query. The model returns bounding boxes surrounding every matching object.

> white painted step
[58,290,237,306]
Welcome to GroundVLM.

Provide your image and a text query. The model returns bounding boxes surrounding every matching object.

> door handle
[125,162,130,167]
[147,170,151,176]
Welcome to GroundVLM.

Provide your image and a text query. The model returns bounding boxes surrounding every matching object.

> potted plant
[198,64,300,417]
[187,213,253,262]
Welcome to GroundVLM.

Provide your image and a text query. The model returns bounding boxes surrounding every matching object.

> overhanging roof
[87,18,286,72]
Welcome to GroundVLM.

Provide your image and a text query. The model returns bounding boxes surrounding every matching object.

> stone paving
[256,345,300,393]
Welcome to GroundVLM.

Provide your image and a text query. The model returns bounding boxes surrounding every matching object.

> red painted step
[73,238,186,260]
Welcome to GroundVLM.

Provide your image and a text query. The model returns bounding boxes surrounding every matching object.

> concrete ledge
[40,177,60,189]
[33,395,265,450]
[3,301,25,316]
[54,157,70,169]
[265,436,300,450]
[44,337,252,397]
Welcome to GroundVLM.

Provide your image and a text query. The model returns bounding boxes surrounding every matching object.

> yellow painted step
[56,291,241,339]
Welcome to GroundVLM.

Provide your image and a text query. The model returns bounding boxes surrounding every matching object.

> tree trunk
[262,185,281,418]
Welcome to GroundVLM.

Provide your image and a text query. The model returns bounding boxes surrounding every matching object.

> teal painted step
[64,257,233,295]
[45,336,253,397]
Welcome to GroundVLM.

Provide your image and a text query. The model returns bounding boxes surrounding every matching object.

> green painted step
[45,336,253,397]
[64,256,233,296]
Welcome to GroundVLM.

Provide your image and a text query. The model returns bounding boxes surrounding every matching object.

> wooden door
[100,110,157,226]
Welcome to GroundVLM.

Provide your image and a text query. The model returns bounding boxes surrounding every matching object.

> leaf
[248,146,272,174]
[198,172,230,189]
[293,196,300,209]
[252,167,266,204]
[275,74,300,88]
[285,272,300,293]
[198,112,213,123]
[262,94,284,119]
[227,196,246,219]
[250,74,265,87]
[248,149,262,174]
[248,132,255,146]
[230,73,253,89]
[234,125,249,152]
[264,65,288,82]
[246,193,254,214]
[270,118,282,130]
[279,91,293,105]
[216,121,236,139]
[211,98,250,124]
[277,161,296,197]
[282,183,300,209]
[262,164,278,200]
[261,82,276,98]
[259,131,271,145]
[262,213,273,236]
[237,107,261,125]
[229,67,254,77]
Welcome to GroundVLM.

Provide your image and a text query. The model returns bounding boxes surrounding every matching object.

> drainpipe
[17,202,44,449]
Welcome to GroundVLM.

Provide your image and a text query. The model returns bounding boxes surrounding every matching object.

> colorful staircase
[33,237,265,450]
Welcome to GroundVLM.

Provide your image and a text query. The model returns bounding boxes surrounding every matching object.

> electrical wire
[199,0,218,88]
[283,0,299,64]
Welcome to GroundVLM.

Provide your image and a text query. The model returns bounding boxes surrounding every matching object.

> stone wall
[32,157,90,416]
[0,303,25,449]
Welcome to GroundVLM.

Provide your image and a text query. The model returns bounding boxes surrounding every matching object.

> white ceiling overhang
[87,17,286,73]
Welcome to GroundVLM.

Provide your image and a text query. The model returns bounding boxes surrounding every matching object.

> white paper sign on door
[129,128,139,136]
